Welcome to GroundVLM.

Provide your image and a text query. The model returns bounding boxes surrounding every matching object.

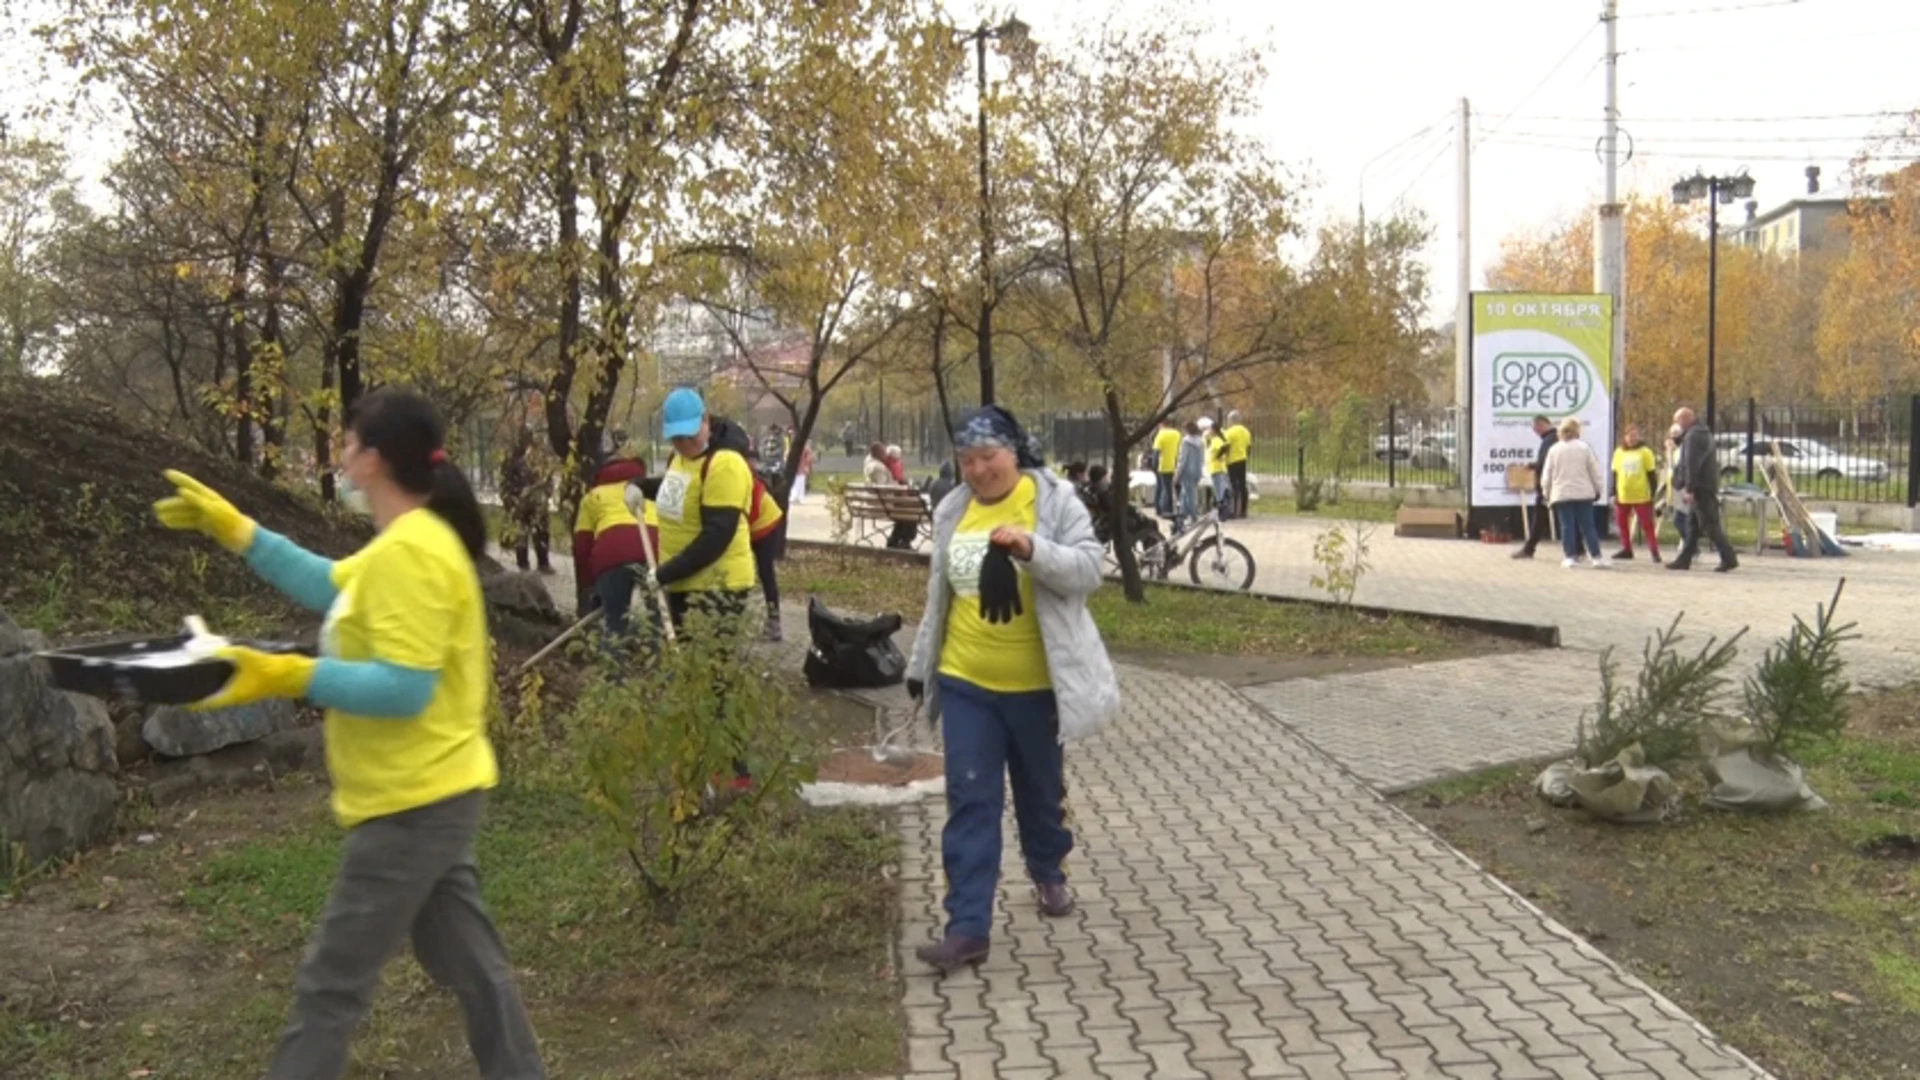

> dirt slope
[0,379,370,639]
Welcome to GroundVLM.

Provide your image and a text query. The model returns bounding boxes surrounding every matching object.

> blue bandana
[952,405,1044,469]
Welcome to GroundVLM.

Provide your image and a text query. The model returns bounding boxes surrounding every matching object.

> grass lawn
[781,544,1500,662]
[0,771,900,1080]
[1399,683,1920,1080]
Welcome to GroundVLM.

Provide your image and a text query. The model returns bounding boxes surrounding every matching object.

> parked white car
[1712,433,1889,483]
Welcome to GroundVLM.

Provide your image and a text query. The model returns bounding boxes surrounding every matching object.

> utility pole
[1596,0,1628,423]
[1454,97,1472,494]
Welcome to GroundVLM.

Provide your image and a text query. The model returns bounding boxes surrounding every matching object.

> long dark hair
[347,388,487,561]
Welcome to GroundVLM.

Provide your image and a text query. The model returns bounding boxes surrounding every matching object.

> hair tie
[429,448,449,466]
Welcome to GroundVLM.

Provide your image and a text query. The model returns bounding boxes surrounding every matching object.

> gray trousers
[268,790,544,1080]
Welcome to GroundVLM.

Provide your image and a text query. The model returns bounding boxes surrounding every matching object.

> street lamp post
[1671,170,1756,426]
[957,16,1031,408]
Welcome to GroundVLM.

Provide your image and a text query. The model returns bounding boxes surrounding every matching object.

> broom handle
[634,496,676,645]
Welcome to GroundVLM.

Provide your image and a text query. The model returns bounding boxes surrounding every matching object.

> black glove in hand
[977,543,1024,625]
[906,678,924,702]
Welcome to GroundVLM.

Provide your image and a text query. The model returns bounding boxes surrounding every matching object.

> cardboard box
[1395,507,1462,539]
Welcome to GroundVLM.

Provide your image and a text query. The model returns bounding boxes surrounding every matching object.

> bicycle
[1138,507,1256,591]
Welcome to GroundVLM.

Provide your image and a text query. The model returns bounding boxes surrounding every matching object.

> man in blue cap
[632,387,760,787]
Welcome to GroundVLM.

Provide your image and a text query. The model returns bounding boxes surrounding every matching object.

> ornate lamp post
[1671,170,1756,425]
[956,16,1032,406]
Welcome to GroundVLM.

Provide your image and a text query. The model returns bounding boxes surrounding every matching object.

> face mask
[337,471,371,515]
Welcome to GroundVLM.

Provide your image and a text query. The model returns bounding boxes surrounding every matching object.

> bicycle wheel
[1188,536,1255,590]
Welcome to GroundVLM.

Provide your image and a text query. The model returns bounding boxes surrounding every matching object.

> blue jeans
[594,564,636,647]
[1155,472,1173,516]
[1554,501,1602,560]
[1211,473,1231,516]
[937,675,1073,941]
[1177,472,1200,527]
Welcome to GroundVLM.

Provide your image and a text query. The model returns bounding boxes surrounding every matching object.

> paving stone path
[894,667,1767,1079]
[503,514,1920,1078]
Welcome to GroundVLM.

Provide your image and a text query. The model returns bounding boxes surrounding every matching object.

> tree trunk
[543,123,582,465]
[257,218,287,480]
[575,213,628,477]
[931,307,956,467]
[1104,386,1147,603]
[316,346,336,502]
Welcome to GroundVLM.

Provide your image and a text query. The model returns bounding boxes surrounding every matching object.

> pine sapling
[1576,614,1745,768]
[1745,579,1855,760]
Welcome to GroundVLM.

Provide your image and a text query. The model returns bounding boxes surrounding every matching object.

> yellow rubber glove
[154,470,257,554]
[196,646,316,711]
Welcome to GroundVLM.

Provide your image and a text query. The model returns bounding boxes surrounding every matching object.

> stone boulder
[0,611,120,863]
[141,699,299,759]
[483,571,563,625]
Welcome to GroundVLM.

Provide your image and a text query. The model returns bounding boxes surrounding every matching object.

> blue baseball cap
[661,387,706,439]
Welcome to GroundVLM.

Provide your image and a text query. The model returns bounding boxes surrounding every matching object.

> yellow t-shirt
[1153,428,1181,472]
[1612,445,1657,505]
[939,476,1049,693]
[320,509,497,829]
[1224,424,1251,464]
[655,449,755,592]
[1207,434,1228,476]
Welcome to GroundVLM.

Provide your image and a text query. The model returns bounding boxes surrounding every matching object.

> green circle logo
[1492,352,1594,417]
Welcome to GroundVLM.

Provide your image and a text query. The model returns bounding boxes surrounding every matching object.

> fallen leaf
[128,1070,153,1078]
[1832,990,1861,1005]
[140,1022,157,1037]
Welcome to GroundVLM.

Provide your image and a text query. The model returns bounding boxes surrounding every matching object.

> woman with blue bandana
[904,405,1121,974]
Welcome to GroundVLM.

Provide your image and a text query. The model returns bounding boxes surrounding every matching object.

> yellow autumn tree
[1487,195,1805,424]
[1816,156,1920,412]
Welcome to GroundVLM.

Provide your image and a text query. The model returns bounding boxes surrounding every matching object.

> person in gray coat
[1173,420,1206,530]
[1667,406,1739,572]
[905,405,1121,975]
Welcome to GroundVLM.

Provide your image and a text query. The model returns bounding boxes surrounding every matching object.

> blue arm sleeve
[245,528,339,612]
[307,658,440,719]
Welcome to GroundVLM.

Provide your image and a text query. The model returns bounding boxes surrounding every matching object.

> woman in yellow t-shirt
[1610,424,1662,563]
[153,389,542,1078]
[904,405,1120,975]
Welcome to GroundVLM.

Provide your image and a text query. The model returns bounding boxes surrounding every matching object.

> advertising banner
[1468,293,1614,508]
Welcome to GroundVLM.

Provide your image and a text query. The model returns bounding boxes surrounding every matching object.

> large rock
[0,611,120,863]
[141,699,298,758]
[483,571,563,625]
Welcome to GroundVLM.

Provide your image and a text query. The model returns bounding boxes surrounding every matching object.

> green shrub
[570,604,814,918]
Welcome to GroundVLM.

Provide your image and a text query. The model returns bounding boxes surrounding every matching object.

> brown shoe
[1035,881,1075,918]
[915,935,989,974]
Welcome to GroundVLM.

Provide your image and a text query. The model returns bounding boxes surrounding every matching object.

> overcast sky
[6,0,1916,323]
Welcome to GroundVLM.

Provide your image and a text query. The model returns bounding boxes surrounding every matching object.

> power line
[1621,0,1803,17]
[1496,129,1894,144]
[1360,114,1455,201]
[1390,128,1458,206]
[1485,110,1909,125]
[1474,21,1603,152]
[1478,136,1919,164]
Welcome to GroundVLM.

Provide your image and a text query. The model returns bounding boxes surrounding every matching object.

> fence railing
[1687,399,1916,506]
[459,394,1920,508]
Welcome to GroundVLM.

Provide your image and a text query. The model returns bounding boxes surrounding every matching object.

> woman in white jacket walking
[1539,417,1609,568]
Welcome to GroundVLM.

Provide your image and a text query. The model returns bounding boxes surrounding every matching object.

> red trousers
[1615,501,1660,556]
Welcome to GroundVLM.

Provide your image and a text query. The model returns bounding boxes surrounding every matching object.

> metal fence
[1630,399,1918,506]
[457,393,1920,508]
[1021,404,1466,491]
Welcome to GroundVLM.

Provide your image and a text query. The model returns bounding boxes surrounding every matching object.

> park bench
[844,483,933,550]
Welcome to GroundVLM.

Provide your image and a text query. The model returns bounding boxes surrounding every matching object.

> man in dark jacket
[1667,407,1739,572]
[1512,415,1557,559]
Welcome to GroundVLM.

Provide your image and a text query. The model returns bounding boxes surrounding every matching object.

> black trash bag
[802,597,907,689]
